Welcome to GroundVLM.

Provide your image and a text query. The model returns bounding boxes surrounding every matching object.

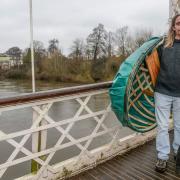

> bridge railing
[0,82,158,180]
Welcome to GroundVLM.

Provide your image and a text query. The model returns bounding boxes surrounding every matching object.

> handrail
[0,81,112,107]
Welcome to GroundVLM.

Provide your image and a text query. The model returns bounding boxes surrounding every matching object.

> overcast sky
[0,0,169,55]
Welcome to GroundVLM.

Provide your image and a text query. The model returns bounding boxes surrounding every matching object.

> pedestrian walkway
[69,130,180,180]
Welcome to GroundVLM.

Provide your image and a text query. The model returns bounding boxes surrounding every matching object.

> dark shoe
[155,159,167,173]
[176,167,180,176]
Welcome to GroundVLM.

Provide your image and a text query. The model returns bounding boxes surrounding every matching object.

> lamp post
[29,0,35,93]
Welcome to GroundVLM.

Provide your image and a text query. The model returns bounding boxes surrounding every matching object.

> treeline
[2,24,154,83]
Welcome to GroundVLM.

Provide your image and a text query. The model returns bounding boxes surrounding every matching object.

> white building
[0,54,23,70]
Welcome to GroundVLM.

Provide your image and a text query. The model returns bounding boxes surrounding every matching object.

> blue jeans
[154,92,180,160]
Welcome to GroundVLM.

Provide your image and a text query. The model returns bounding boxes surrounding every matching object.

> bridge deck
[69,130,180,180]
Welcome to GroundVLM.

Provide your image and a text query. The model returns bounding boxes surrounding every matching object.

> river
[0,79,80,97]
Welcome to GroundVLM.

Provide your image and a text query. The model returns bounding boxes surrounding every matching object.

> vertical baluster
[31,107,40,173]
[40,105,48,178]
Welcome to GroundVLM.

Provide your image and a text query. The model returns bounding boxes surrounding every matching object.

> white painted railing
[0,82,160,180]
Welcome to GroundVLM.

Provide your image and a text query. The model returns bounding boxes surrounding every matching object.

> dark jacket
[155,39,180,97]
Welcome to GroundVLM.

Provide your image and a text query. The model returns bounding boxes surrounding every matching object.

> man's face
[173,16,180,37]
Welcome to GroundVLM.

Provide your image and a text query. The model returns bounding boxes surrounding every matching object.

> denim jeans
[154,92,180,160]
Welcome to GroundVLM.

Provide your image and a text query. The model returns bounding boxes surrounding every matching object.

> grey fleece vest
[155,39,180,97]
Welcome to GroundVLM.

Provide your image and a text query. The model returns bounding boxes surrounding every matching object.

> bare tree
[70,38,85,60]
[33,40,46,57]
[115,26,128,56]
[48,38,59,56]
[134,28,153,48]
[84,44,92,60]
[107,31,115,58]
[48,38,60,73]
[121,28,153,56]
[125,35,137,55]
[87,23,108,60]
[33,40,46,72]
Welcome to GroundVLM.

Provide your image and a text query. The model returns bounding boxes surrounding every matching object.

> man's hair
[164,14,180,48]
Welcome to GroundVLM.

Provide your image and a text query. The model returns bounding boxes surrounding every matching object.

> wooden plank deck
[68,130,180,180]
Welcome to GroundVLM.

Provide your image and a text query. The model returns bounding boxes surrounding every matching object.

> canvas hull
[109,37,164,133]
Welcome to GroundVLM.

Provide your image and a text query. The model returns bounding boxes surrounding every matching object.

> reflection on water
[0,79,80,98]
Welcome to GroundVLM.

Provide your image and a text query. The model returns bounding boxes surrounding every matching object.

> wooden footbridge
[69,130,180,180]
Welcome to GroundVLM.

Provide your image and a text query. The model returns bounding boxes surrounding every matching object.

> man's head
[165,14,180,48]
[172,14,180,38]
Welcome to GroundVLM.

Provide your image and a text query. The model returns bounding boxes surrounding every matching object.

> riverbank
[0,56,125,84]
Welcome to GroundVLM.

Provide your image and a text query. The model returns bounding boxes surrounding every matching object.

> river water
[0,79,80,97]
[0,79,133,179]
